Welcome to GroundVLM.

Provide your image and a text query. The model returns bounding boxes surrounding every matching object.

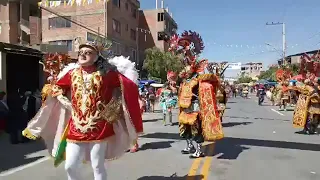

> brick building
[138,7,177,69]
[41,0,140,60]
[0,0,42,93]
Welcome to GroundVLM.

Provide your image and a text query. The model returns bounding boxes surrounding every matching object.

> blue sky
[140,0,320,67]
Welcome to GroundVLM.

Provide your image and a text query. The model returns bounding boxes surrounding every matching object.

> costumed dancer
[167,31,224,158]
[159,71,178,126]
[207,62,228,122]
[22,38,143,180]
[39,53,72,104]
[275,68,292,111]
[293,53,320,134]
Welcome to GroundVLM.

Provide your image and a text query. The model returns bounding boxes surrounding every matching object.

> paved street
[1,94,320,180]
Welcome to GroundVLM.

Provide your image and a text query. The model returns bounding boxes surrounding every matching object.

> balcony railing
[19,18,31,35]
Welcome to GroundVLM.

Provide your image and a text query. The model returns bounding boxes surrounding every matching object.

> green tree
[143,47,184,82]
[236,72,253,83]
[258,66,278,81]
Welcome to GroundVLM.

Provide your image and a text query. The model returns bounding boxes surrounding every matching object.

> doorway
[6,53,40,94]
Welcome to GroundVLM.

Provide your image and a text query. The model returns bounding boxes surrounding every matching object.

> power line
[38,5,109,40]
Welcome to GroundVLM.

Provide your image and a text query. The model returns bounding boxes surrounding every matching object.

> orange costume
[167,31,223,158]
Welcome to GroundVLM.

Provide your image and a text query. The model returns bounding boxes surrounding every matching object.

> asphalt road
[0,94,319,180]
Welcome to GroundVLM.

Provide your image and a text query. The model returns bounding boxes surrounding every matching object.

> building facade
[41,0,139,60]
[0,0,42,45]
[240,62,263,78]
[0,0,42,93]
[138,7,177,68]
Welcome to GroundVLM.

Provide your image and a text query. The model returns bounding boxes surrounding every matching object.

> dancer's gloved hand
[22,128,38,140]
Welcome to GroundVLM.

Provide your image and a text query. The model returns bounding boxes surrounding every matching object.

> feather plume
[108,56,139,84]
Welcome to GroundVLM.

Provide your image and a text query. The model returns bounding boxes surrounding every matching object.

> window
[0,23,2,34]
[157,13,164,22]
[125,24,128,31]
[112,41,122,55]
[157,32,169,41]
[112,19,121,34]
[49,40,73,51]
[131,49,137,62]
[130,29,136,40]
[113,0,120,8]
[49,16,71,29]
[131,4,137,18]
[125,2,128,10]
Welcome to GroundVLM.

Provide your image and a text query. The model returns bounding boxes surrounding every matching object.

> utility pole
[266,22,286,65]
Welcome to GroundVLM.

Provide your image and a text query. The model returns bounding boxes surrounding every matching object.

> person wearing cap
[22,40,143,180]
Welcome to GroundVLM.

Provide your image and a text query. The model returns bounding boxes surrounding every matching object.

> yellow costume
[293,82,320,134]
[168,30,223,158]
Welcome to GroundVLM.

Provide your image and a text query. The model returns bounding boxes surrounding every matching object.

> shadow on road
[0,137,46,173]
[203,141,249,160]
[137,174,204,180]
[139,141,175,151]
[222,122,252,127]
[227,101,237,104]
[143,118,162,123]
[141,132,320,152]
[224,115,291,122]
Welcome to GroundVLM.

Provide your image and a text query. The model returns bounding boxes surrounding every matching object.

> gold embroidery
[293,95,309,128]
[97,88,123,124]
[51,84,64,97]
[199,81,224,141]
[179,79,198,108]
[197,74,219,82]
[70,68,103,133]
[179,111,199,125]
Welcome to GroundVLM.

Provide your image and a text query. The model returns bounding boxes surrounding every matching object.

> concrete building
[240,62,263,78]
[277,49,319,65]
[0,0,43,93]
[138,6,177,69]
[41,0,140,60]
[0,0,42,45]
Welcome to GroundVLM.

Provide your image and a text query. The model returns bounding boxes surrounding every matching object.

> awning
[0,42,43,57]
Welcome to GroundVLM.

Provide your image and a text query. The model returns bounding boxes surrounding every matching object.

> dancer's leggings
[65,141,107,180]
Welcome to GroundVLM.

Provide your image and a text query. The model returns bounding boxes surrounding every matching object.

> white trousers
[65,141,107,180]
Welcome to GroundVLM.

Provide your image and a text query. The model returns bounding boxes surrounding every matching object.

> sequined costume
[292,53,320,134]
[167,31,223,158]
[160,71,178,125]
[275,68,292,111]
[22,39,143,180]
[207,62,228,121]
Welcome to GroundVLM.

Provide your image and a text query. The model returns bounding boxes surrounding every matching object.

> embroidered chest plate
[71,69,103,133]
[179,78,198,108]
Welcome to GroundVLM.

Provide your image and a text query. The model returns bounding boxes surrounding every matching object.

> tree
[143,47,184,82]
[236,72,253,83]
[258,66,278,81]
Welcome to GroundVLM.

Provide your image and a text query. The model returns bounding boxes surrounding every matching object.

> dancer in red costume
[22,39,143,180]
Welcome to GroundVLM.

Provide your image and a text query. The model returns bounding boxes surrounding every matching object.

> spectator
[0,91,9,134]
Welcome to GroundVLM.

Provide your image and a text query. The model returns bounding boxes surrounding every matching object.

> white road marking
[271,108,284,116]
[0,156,50,177]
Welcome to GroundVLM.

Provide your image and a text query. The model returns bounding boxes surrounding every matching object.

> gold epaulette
[197,74,219,82]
